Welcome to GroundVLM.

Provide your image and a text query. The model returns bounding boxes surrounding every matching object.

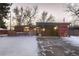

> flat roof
[36,22,70,24]
[36,22,70,27]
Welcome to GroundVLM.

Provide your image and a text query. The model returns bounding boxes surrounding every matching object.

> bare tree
[13,7,24,26]
[67,4,79,17]
[13,6,38,26]
[39,11,54,22]
[24,6,38,26]
[67,3,79,26]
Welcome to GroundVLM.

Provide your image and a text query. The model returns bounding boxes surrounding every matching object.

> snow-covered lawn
[62,36,79,47]
[0,36,38,56]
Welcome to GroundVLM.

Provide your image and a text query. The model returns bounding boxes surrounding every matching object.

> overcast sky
[10,3,72,22]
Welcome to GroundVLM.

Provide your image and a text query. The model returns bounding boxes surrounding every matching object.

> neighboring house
[0,28,8,35]
[0,28,16,36]
[36,22,70,36]
[69,26,79,36]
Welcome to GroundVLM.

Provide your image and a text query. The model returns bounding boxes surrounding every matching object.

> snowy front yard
[0,35,79,56]
[0,36,38,56]
[62,36,79,47]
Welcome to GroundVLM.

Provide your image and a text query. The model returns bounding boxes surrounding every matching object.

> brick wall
[0,30,8,34]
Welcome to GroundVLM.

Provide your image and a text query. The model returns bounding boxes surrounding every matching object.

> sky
[10,3,72,22]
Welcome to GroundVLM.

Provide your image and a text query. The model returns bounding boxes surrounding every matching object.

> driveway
[37,36,79,56]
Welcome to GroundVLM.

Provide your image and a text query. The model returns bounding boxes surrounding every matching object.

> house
[36,22,70,36]
[13,22,70,36]
[0,28,8,35]
[69,26,79,36]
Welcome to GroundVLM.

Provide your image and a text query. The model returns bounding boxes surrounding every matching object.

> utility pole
[10,11,11,31]
[63,17,65,23]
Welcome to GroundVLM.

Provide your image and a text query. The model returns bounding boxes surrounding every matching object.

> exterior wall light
[24,27,29,32]
[36,27,39,28]
[26,28,29,32]
[54,26,58,30]
[42,28,45,32]
[34,28,37,31]
[25,27,29,29]
[67,25,70,28]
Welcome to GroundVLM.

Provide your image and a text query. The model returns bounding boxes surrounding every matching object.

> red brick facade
[58,23,69,36]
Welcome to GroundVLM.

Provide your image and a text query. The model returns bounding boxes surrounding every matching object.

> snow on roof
[0,28,7,30]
